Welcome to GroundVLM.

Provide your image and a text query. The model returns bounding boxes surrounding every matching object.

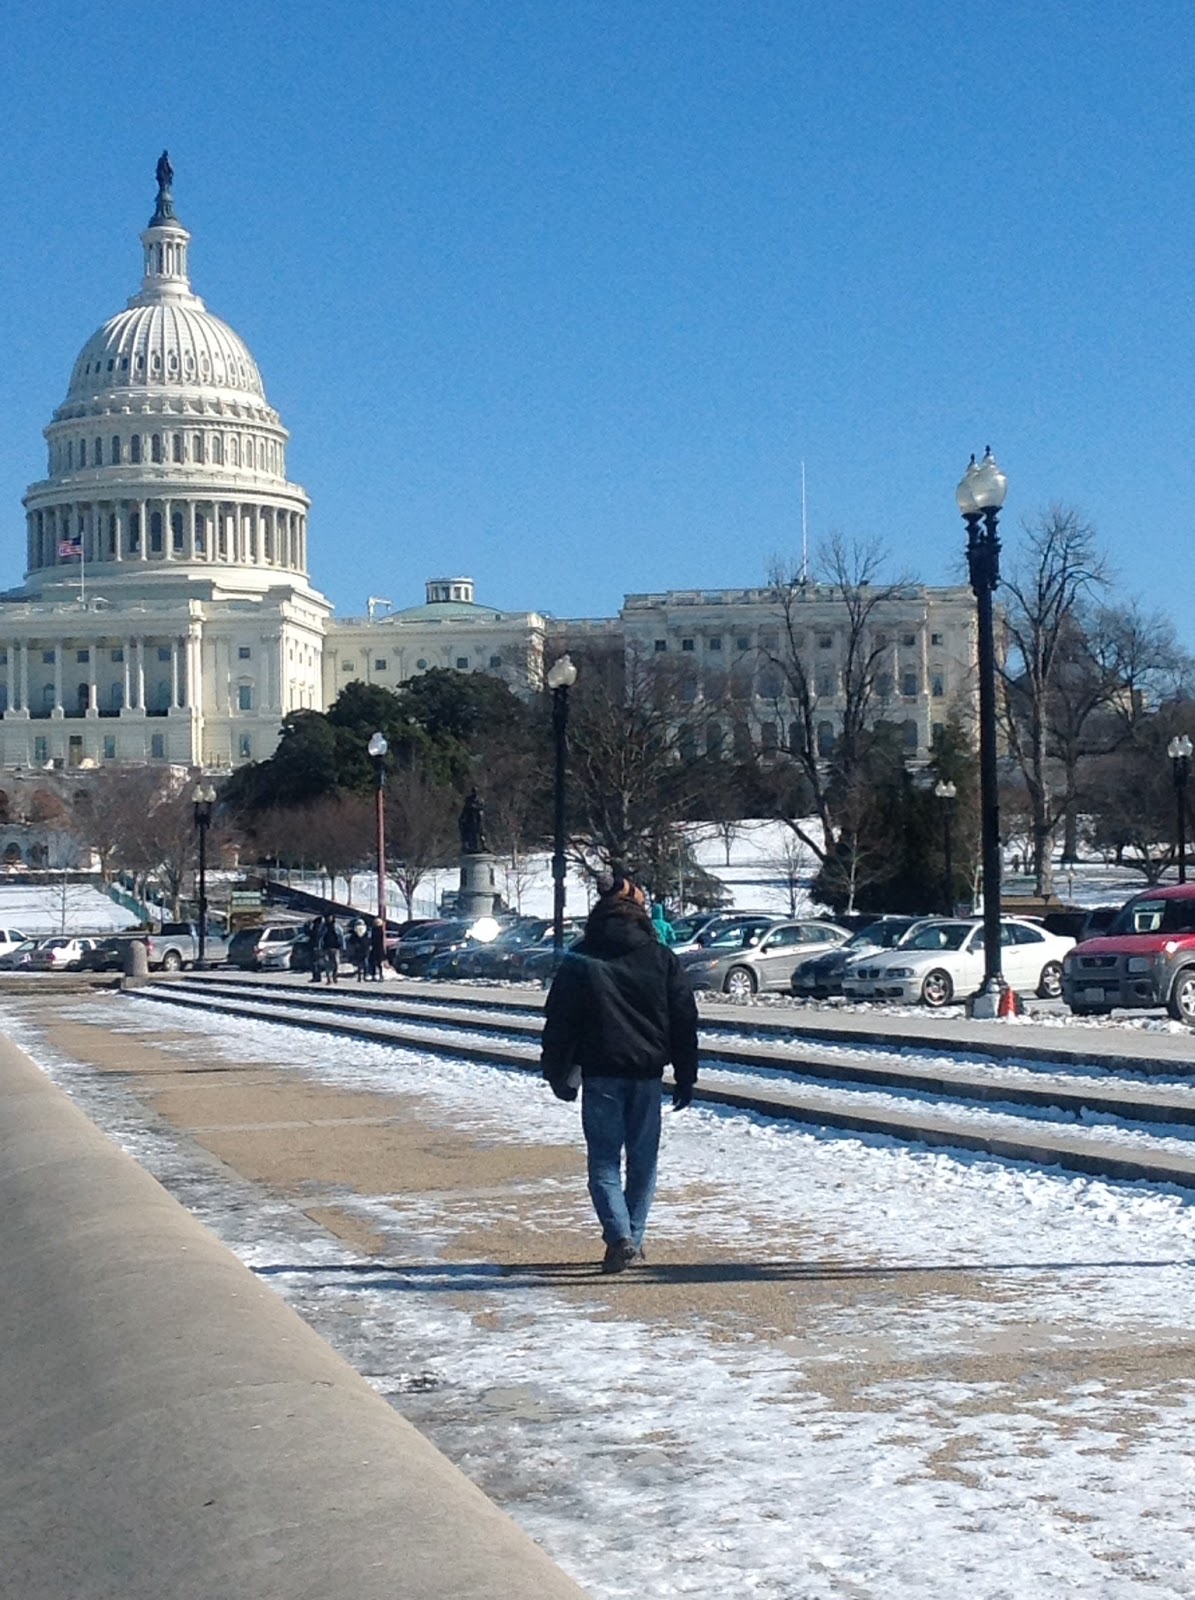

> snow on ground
[0,880,140,935]
[17,991,1195,1600]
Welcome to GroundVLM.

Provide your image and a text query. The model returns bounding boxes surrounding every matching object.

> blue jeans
[580,1077,662,1249]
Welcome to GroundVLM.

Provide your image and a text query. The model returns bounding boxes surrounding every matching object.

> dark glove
[545,1071,578,1102]
[672,1081,694,1112]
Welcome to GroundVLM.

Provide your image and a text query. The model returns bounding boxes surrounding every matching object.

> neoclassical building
[1,157,329,771]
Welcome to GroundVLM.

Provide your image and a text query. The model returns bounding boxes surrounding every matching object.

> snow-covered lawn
[16,993,1195,1600]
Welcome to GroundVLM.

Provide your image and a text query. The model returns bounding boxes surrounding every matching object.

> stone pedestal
[457,852,500,919]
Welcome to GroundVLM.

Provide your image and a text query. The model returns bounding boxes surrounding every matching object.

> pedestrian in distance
[650,900,675,945]
[368,917,386,981]
[541,871,699,1275]
[318,913,343,985]
[306,916,325,983]
[348,918,369,981]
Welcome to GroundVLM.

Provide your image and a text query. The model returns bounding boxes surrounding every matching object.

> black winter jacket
[541,900,699,1092]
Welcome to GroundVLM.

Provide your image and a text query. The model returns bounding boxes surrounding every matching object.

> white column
[187,623,203,716]
[187,501,197,561]
[122,643,130,710]
[137,499,147,561]
[134,639,145,709]
[53,645,63,713]
[113,504,123,562]
[171,641,180,708]
[88,647,98,712]
[18,642,28,711]
[164,497,173,561]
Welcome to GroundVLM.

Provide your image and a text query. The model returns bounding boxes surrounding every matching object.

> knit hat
[600,871,646,909]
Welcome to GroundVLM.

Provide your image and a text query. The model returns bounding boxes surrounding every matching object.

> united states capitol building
[1,159,976,775]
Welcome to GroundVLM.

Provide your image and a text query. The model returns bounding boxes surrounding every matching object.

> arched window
[171,512,184,551]
[94,438,103,466]
[66,440,73,469]
[192,433,203,463]
[195,512,206,553]
[172,433,184,463]
[817,721,836,758]
[130,435,142,464]
[111,435,121,464]
[151,434,163,463]
[155,243,164,273]
[77,440,86,468]
[229,436,239,466]
[150,511,163,553]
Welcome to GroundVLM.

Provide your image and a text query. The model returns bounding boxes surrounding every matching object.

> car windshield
[902,922,972,952]
[706,921,773,949]
[1109,897,1195,936]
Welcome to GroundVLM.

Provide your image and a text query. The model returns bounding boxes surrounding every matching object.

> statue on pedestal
[458,788,487,856]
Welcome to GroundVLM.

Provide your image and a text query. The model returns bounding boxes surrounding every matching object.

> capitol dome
[21,154,312,596]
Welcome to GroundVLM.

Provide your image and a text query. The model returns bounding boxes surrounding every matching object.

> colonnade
[25,499,308,575]
[0,628,203,719]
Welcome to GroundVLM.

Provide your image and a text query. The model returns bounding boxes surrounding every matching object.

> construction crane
[366,596,393,620]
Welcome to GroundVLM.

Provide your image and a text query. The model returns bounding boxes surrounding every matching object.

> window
[875,633,888,648]
[758,669,781,698]
[708,636,722,651]
[681,638,695,652]
[736,637,750,651]
[150,511,163,553]
[238,684,253,711]
[151,434,163,463]
[111,648,123,662]
[902,633,916,648]
[1008,921,1045,945]
[211,434,223,465]
[375,658,387,671]
[456,657,469,669]
[818,634,833,649]
[654,639,667,652]
[878,673,893,698]
[488,654,502,669]
[130,434,142,464]
[733,723,752,759]
[192,434,204,463]
[42,650,54,664]
[111,436,121,464]
[103,736,116,760]
[903,720,918,751]
[239,734,253,760]
[759,631,778,651]
[66,440,73,469]
[416,658,427,670]
[157,647,171,663]
[760,721,778,752]
[172,434,184,463]
[817,672,835,697]
[931,632,943,646]
[238,646,251,660]
[34,737,47,763]
[94,438,103,466]
[78,440,86,468]
[706,723,724,757]
[171,512,183,550]
[931,673,945,698]
[150,734,165,759]
[817,721,835,757]
[76,650,89,664]
[902,672,918,697]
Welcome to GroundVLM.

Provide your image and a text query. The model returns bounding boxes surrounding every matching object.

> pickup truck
[143,921,230,971]
[1061,884,1195,1022]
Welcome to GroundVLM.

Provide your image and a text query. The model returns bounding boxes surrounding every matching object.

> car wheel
[1037,961,1063,1000]
[723,966,757,1001]
[920,968,954,1008]
[1167,968,1195,1025]
[161,950,182,973]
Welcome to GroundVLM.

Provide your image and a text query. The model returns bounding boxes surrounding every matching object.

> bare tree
[385,761,458,916]
[73,767,167,882]
[999,506,1107,895]
[762,534,911,884]
[770,832,810,915]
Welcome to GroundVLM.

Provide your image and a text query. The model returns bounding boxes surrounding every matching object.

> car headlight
[884,966,914,979]
[1126,956,1153,974]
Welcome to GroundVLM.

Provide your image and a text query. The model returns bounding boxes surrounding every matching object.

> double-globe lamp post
[956,448,1008,1011]
[546,654,578,955]
[368,731,388,922]
[1169,734,1193,885]
[933,778,957,918]
[192,781,217,969]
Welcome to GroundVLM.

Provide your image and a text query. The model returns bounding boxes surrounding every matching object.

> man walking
[541,873,699,1274]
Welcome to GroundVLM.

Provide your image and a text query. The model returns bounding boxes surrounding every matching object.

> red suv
[1061,884,1195,1022]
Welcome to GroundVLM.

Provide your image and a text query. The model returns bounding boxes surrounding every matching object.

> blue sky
[3,1,1194,642]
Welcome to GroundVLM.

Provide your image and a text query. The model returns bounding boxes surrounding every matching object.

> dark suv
[1061,885,1195,1022]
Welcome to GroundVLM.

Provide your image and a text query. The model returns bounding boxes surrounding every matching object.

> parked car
[791,916,926,999]
[228,923,306,971]
[0,938,44,971]
[144,921,230,971]
[670,912,783,959]
[684,920,852,999]
[503,921,586,981]
[0,926,30,961]
[79,935,139,972]
[859,917,1075,1008]
[27,937,100,972]
[392,919,476,977]
[520,931,584,984]
[1061,885,1195,1021]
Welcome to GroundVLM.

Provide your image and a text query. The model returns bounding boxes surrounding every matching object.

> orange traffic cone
[997,985,1020,1018]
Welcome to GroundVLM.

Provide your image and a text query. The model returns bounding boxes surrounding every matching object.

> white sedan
[863,918,1074,1008]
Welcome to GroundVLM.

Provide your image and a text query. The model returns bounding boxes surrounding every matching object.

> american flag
[57,538,82,559]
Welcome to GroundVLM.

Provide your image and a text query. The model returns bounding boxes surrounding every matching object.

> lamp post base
[967,981,1022,1020]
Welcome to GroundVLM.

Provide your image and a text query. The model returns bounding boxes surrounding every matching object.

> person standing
[318,913,343,985]
[541,873,699,1274]
[367,917,387,981]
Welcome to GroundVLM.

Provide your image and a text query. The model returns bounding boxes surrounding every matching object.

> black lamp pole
[192,782,216,968]
[957,449,1007,1007]
[546,655,578,955]
[1170,735,1192,884]
[368,731,388,920]
[934,779,957,917]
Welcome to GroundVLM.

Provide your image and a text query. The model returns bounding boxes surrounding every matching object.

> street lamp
[191,781,217,968]
[1169,734,1193,885]
[368,731,388,921]
[546,654,578,954]
[957,447,1007,1012]
[933,778,957,917]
